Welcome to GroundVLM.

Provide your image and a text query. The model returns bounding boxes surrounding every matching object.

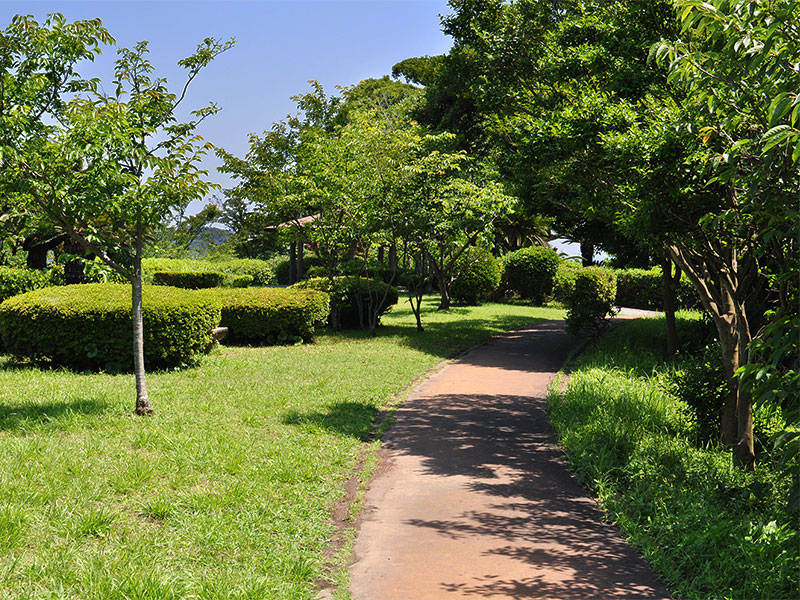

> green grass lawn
[549,315,798,600]
[0,296,563,600]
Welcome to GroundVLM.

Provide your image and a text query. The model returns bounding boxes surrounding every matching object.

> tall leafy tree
[0,14,233,414]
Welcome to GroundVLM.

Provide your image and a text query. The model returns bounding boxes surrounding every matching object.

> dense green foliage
[292,276,398,329]
[565,266,617,336]
[502,245,560,304]
[0,266,48,304]
[549,317,798,599]
[199,287,330,345]
[614,267,701,311]
[0,284,220,371]
[450,247,502,305]
[152,271,225,289]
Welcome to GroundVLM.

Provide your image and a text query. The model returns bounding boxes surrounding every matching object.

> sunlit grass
[0,296,562,599]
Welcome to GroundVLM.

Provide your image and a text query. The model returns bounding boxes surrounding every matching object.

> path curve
[349,319,670,599]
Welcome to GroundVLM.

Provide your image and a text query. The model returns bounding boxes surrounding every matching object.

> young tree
[652,0,800,467]
[0,14,233,414]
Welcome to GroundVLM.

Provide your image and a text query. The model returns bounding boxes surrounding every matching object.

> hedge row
[0,284,220,371]
[143,257,278,287]
[565,266,617,336]
[153,271,224,289]
[615,268,702,311]
[199,287,330,344]
[0,284,332,369]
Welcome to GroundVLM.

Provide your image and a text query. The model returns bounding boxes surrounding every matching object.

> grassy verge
[548,315,798,600]
[0,296,562,599]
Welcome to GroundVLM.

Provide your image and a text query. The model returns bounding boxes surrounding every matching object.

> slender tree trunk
[718,329,740,447]
[297,242,305,279]
[289,242,297,285]
[409,289,424,332]
[436,269,451,311]
[661,255,679,357]
[580,241,594,267]
[132,232,153,416]
[667,245,756,468]
[389,243,397,272]
[734,321,755,469]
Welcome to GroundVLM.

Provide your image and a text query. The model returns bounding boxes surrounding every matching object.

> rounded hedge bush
[152,271,224,289]
[0,266,49,304]
[198,287,330,344]
[451,248,502,305]
[0,284,221,370]
[291,276,398,328]
[552,261,581,304]
[502,246,561,304]
[565,266,617,336]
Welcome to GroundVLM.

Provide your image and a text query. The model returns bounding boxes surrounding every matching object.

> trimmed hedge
[198,287,330,344]
[153,271,224,289]
[451,248,502,305]
[502,246,561,304]
[615,267,702,311]
[291,276,398,328]
[143,258,278,287]
[231,274,254,287]
[0,267,49,304]
[0,284,221,370]
[565,266,617,336]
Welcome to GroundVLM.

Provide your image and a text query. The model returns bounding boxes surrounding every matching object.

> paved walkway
[349,319,671,599]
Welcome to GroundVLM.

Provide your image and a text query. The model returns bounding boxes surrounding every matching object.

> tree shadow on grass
[0,398,111,433]
[281,401,380,440]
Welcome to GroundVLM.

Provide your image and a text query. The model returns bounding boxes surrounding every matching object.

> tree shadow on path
[383,389,671,599]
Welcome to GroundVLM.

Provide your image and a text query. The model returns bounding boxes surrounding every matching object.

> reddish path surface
[349,320,671,599]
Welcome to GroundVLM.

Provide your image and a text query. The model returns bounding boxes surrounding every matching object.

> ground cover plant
[0,297,563,599]
[548,316,798,599]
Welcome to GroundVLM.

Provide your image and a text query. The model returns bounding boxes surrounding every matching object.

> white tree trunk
[132,232,153,415]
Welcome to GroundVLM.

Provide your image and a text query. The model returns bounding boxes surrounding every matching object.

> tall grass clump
[549,316,798,599]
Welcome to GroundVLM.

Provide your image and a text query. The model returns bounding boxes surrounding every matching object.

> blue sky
[2,1,453,208]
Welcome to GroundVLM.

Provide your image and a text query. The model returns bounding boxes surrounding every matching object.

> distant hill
[190,226,232,250]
